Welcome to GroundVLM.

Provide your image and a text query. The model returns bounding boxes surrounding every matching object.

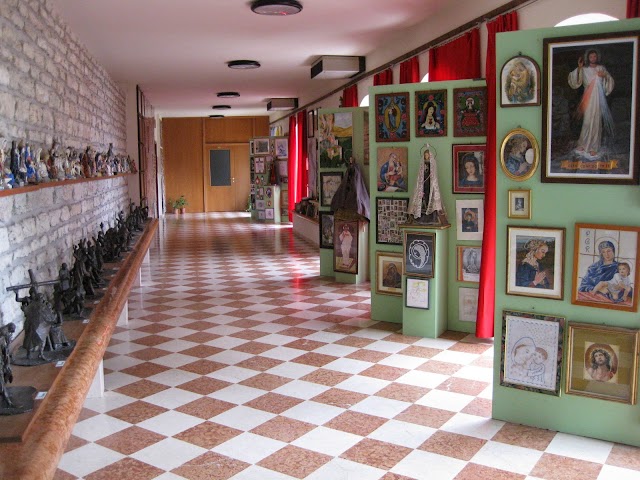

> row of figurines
[0,137,138,190]
[0,202,149,412]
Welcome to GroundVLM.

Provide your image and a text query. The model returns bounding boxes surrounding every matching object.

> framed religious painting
[253,137,271,156]
[452,144,486,193]
[542,32,640,184]
[508,189,531,219]
[319,211,335,249]
[500,310,565,396]
[274,137,288,158]
[376,251,403,296]
[566,322,639,404]
[403,231,435,279]
[415,89,447,137]
[456,199,484,241]
[318,112,353,167]
[457,245,482,283]
[377,147,408,192]
[453,87,487,137]
[333,219,359,274]
[320,171,343,207]
[500,128,539,181]
[459,287,478,322]
[376,197,409,245]
[406,278,429,309]
[500,55,541,107]
[375,92,410,142]
[572,223,640,312]
[507,226,565,300]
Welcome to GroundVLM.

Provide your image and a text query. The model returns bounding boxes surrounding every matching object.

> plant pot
[174,208,180,215]
[180,207,186,214]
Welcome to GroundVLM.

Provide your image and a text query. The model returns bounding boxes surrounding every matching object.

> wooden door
[203,144,250,212]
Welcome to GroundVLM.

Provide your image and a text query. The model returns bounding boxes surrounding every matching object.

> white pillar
[117,300,128,327]
[86,359,105,398]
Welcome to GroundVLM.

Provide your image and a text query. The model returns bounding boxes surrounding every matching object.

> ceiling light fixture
[217,92,240,98]
[251,0,303,16]
[227,60,261,69]
[212,105,232,110]
[267,98,298,111]
[209,115,225,118]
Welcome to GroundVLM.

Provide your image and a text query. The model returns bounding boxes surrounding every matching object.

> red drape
[297,110,308,201]
[287,115,298,221]
[476,12,518,339]
[428,29,481,81]
[628,0,640,17]
[342,85,358,107]
[374,68,393,86]
[399,57,420,84]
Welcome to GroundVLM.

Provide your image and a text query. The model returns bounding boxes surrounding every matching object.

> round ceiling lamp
[209,115,225,118]
[212,105,232,110]
[227,60,261,69]
[217,91,240,98]
[251,0,303,16]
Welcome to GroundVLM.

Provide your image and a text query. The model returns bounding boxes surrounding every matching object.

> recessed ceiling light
[217,92,240,98]
[227,60,261,69]
[209,115,225,118]
[251,0,303,16]
[212,105,232,110]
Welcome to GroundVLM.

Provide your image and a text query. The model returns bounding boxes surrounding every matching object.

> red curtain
[287,115,298,221]
[399,57,420,84]
[428,28,481,81]
[476,12,518,339]
[628,0,640,17]
[342,85,358,107]
[297,110,308,201]
[374,68,393,86]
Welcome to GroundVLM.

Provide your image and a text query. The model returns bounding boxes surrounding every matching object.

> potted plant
[172,195,188,214]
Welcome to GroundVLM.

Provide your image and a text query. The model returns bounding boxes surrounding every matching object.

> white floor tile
[57,443,125,477]
[454,365,494,383]
[104,355,144,371]
[230,465,297,480]
[432,349,479,365]
[213,432,286,463]
[147,369,201,387]
[598,464,640,480]
[350,395,411,419]
[471,440,543,475]
[416,389,474,412]
[335,375,390,395]
[208,349,254,365]
[210,405,276,430]
[323,357,372,374]
[261,346,307,361]
[82,391,136,413]
[151,352,196,368]
[266,361,317,379]
[292,425,362,456]
[364,340,409,354]
[137,410,203,436]
[391,450,466,480]
[396,370,448,389]
[281,400,344,425]
[546,432,613,463]
[104,371,141,390]
[72,414,131,441]
[272,380,331,399]
[441,412,505,440]
[206,336,249,349]
[379,353,428,369]
[208,366,259,383]
[209,384,266,404]
[312,343,358,357]
[305,458,386,480]
[143,387,201,409]
[368,419,436,448]
[131,437,208,471]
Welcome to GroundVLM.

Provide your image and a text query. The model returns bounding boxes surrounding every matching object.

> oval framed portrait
[500,55,541,107]
[500,128,539,181]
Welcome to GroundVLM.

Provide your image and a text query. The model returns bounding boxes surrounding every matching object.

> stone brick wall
[0,0,130,331]
[0,177,130,331]
[0,0,126,151]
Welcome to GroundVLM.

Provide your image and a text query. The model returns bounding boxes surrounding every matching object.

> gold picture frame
[500,128,539,181]
[508,189,531,219]
[375,251,403,296]
[566,322,639,404]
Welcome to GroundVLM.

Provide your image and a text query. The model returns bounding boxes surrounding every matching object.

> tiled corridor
[56,213,640,479]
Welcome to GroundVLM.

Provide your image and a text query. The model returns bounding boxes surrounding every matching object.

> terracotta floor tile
[175,397,236,419]
[394,405,455,428]
[379,473,417,480]
[244,392,303,414]
[240,373,291,391]
[325,325,361,335]
[107,400,168,424]
[440,331,468,340]
[176,377,232,395]
[461,397,492,418]
[232,341,274,355]
[183,320,217,331]
[375,383,430,403]
[383,333,421,345]
[448,342,492,354]
[53,469,77,480]
[272,315,308,325]
[324,411,387,436]
[399,345,442,359]
[341,438,412,470]
[85,458,164,480]
[311,388,368,409]
[492,423,557,451]
[470,356,494,368]
[334,336,376,348]
[251,416,315,443]
[96,426,166,455]
[346,349,391,363]
[179,359,227,375]
[235,356,284,372]
[120,362,170,378]
[530,453,602,480]
[416,360,463,375]
[230,329,269,340]
[131,334,171,347]
[607,443,640,470]
[278,327,319,338]
[436,377,489,396]
[257,445,332,479]
[64,434,89,453]
[126,347,170,361]
[172,452,250,480]
[285,339,328,351]
[76,407,100,422]
[419,430,486,461]
[179,344,224,358]
[174,421,243,449]
[181,331,221,343]
[300,368,353,386]
[454,463,525,480]
[291,352,338,367]
[228,319,263,328]
[360,364,408,381]
[135,323,173,334]
[114,379,170,399]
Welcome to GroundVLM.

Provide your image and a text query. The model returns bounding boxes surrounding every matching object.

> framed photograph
[376,197,409,245]
[377,146,408,192]
[508,189,531,219]
[500,310,564,396]
[319,112,353,167]
[542,32,640,185]
[265,208,274,219]
[253,137,271,156]
[572,223,640,312]
[500,55,541,107]
[500,128,539,181]
[255,199,266,210]
[452,144,486,193]
[376,251,403,296]
[320,171,343,207]
[254,157,266,174]
[507,225,565,300]
[456,199,484,241]
[458,287,478,322]
[453,87,487,137]
[403,231,435,279]
[308,110,315,138]
[334,219,359,274]
[457,246,482,283]
[415,89,447,137]
[319,212,334,249]
[566,322,639,404]
[375,92,410,142]
[274,138,288,158]
[258,210,266,220]
[406,278,429,309]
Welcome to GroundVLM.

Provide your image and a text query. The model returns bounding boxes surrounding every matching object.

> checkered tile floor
[55,213,640,480]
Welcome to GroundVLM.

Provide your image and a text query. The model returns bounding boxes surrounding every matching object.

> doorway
[203,144,250,212]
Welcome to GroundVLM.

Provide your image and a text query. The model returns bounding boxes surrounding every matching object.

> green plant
[173,195,188,209]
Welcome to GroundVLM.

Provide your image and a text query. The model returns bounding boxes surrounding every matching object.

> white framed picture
[456,199,484,241]
[459,287,478,322]
[406,278,429,309]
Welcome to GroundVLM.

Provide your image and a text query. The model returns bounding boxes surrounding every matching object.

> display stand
[249,136,288,224]
[401,225,449,338]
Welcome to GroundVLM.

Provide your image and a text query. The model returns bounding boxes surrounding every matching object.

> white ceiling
[48,0,456,118]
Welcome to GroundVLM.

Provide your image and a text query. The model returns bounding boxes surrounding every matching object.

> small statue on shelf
[0,322,16,408]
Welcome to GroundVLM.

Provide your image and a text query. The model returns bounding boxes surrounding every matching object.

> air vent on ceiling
[311,56,365,79]
[267,98,298,111]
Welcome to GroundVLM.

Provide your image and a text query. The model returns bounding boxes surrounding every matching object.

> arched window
[555,13,618,27]
[360,95,369,107]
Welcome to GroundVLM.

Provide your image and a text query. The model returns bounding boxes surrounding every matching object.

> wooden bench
[0,219,158,480]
